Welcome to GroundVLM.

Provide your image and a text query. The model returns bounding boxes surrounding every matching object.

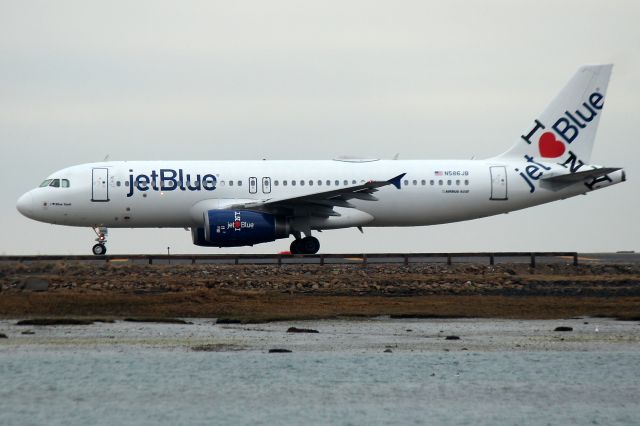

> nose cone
[16,192,34,218]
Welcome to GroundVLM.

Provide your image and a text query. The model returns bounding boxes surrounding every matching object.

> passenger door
[490,166,507,200]
[91,168,110,202]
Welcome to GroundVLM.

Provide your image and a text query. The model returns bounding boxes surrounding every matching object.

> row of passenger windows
[222,179,470,187]
[405,179,470,186]
[274,179,360,187]
[39,177,469,190]
[39,179,70,188]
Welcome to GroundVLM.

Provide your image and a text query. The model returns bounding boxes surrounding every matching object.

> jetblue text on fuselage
[126,169,217,197]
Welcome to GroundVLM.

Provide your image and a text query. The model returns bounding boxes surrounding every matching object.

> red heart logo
[538,132,565,158]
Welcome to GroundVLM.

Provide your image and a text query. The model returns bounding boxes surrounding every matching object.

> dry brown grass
[1,289,639,322]
[2,262,639,321]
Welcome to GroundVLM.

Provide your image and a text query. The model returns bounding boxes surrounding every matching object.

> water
[1,318,639,425]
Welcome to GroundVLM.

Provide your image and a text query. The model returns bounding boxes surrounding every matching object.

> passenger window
[309,180,313,186]
[412,180,417,186]
[447,180,452,185]
[456,180,460,185]
[291,180,296,186]
[229,180,234,186]
[39,179,52,187]
[274,180,279,186]
[116,181,120,187]
[465,180,469,185]
[49,179,60,188]
[326,180,331,186]
[283,180,288,186]
[430,180,434,185]
[438,180,443,185]
[125,180,129,187]
[335,180,339,186]
[403,180,409,186]
[300,180,305,186]
[343,180,348,186]
[421,180,426,186]
[352,180,356,185]
[237,181,242,186]
[318,180,322,186]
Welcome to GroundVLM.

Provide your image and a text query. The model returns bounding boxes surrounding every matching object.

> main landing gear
[91,227,108,255]
[290,236,320,255]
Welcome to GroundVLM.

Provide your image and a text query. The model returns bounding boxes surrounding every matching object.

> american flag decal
[434,171,443,176]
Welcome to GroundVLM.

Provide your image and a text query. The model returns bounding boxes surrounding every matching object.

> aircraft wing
[541,167,621,183]
[228,173,406,216]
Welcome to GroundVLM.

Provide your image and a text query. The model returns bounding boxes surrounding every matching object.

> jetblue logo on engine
[126,169,217,197]
[227,211,255,232]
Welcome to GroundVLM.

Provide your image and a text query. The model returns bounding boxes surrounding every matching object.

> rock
[0,333,7,338]
[287,327,319,333]
[268,348,292,353]
[554,326,573,332]
[445,335,460,340]
[384,349,393,353]
[19,277,49,292]
[216,318,242,324]
[21,330,35,335]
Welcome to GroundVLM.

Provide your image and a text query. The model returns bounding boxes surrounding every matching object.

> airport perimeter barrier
[0,252,579,267]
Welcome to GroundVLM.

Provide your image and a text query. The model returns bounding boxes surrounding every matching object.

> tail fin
[496,64,613,164]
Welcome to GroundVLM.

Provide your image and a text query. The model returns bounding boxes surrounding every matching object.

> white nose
[16,192,34,218]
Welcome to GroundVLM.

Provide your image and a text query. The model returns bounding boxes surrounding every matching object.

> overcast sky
[1,0,638,255]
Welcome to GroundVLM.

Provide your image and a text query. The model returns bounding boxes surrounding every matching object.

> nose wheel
[91,227,108,256]
[92,243,107,255]
[290,236,320,255]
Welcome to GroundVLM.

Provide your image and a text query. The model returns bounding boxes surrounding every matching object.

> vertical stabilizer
[496,64,612,164]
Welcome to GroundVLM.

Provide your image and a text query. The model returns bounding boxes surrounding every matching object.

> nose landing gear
[91,227,108,255]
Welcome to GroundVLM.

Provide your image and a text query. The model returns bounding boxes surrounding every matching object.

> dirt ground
[1,262,639,321]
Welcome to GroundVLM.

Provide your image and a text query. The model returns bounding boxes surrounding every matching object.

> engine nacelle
[191,210,289,247]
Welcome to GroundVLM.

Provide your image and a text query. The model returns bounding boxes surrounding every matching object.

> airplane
[16,64,625,255]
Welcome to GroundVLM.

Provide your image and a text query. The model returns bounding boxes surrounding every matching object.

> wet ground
[1,317,639,425]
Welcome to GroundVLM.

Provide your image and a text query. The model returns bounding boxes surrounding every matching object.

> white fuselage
[16,158,624,230]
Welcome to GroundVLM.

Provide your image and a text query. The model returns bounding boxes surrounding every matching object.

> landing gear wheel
[300,236,320,254]
[290,236,320,254]
[92,243,107,256]
[91,227,108,256]
[290,239,303,255]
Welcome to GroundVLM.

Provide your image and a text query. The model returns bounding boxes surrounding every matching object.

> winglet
[388,173,406,189]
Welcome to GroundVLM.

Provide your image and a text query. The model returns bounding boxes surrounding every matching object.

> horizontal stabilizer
[541,167,621,183]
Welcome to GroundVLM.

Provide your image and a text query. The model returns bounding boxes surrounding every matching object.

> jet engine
[191,210,289,247]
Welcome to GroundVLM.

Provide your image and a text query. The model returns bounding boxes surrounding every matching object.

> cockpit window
[61,179,70,188]
[39,179,52,187]
[49,179,60,188]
